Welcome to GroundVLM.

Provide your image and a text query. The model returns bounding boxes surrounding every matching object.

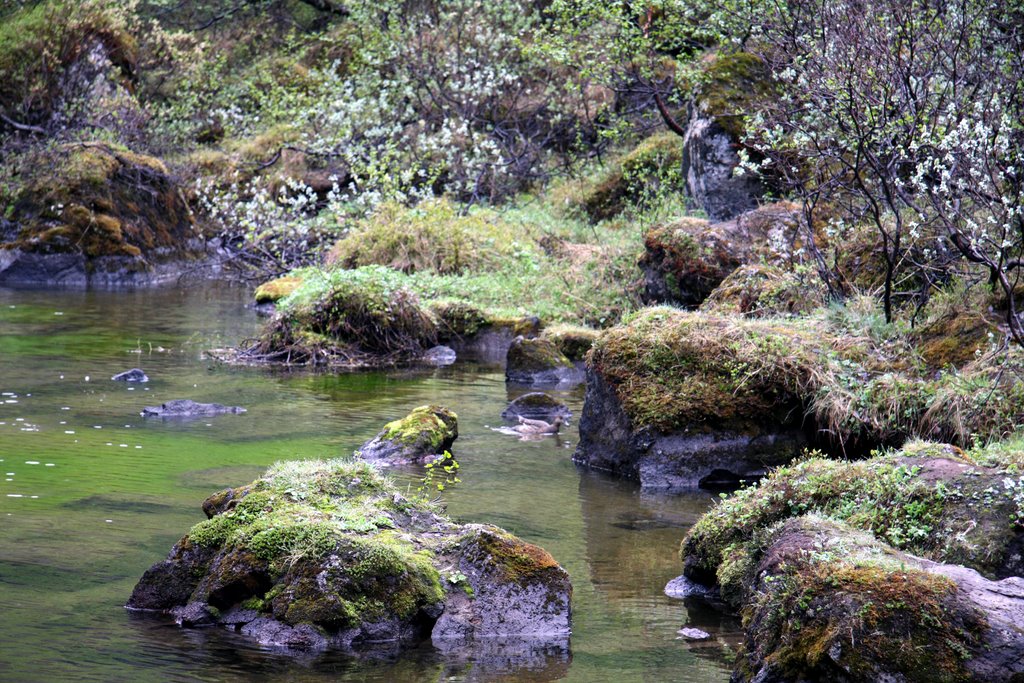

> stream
[0,283,738,682]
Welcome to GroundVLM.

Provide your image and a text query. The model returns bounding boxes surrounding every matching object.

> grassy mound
[241,266,438,365]
[590,304,1024,450]
[327,199,531,275]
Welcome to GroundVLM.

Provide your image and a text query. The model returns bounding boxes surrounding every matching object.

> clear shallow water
[0,284,737,682]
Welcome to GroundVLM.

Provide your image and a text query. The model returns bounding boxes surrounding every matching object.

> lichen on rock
[358,405,458,465]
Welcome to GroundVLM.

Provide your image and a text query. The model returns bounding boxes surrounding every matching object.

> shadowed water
[0,284,737,682]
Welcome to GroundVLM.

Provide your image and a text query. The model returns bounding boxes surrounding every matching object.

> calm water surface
[0,284,737,682]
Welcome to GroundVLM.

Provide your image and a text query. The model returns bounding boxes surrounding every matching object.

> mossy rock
[700,264,826,317]
[693,51,773,142]
[127,457,571,651]
[541,324,599,362]
[576,131,685,222]
[730,516,1021,683]
[241,266,439,366]
[639,202,811,308]
[505,336,580,385]
[915,309,999,370]
[254,276,304,304]
[2,143,199,284]
[358,405,458,465]
[430,300,490,338]
[681,441,1024,598]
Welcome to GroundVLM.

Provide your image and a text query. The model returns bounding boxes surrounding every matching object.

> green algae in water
[0,284,734,682]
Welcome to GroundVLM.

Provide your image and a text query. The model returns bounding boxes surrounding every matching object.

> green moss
[468,528,561,585]
[9,143,195,260]
[430,300,490,337]
[507,337,573,373]
[244,266,439,364]
[701,264,826,317]
[695,51,772,140]
[575,131,685,222]
[254,276,304,304]
[379,405,458,452]
[740,518,986,683]
[682,441,1023,597]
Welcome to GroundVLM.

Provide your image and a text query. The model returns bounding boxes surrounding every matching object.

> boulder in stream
[112,368,148,383]
[677,441,1024,682]
[357,405,458,465]
[126,459,572,652]
[141,399,246,418]
[505,337,582,386]
[501,392,572,423]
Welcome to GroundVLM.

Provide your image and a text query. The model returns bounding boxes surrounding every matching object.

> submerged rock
[505,337,582,386]
[501,392,572,423]
[112,368,148,383]
[421,345,457,366]
[141,399,246,418]
[357,405,458,465]
[126,459,571,652]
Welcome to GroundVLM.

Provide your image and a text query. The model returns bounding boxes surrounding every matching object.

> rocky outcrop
[357,405,458,465]
[1,143,206,287]
[127,459,572,652]
[432,300,542,363]
[681,52,769,221]
[574,365,804,489]
[141,399,246,418]
[675,442,1024,682]
[505,337,582,386]
[699,264,826,317]
[727,517,1024,683]
[573,309,817,489]
[501,392,572,423]
[639,202,810,308]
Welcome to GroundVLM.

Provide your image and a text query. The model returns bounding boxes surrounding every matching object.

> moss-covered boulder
[127,458,571,651]
[0,143,203,286]
[574,308,820,488]
[681,51,770,221]
[358,405,458,465]
[431,300,542,362]
[729,515,1024,683]
[700,264,826,317]
[239,266,439,366]
[575,306,1024,487]
[505,336,582,385]
[254,275,304,304]
[573,131,685,222]
[639,202,810,308]
[681,442,1024,598]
